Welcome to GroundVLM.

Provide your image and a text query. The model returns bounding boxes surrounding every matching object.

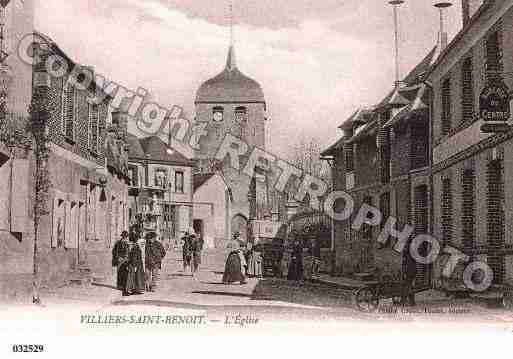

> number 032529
[12,345,44,353]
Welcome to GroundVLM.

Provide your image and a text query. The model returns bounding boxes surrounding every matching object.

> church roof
[195,46,265,104]
[193,173,216,192]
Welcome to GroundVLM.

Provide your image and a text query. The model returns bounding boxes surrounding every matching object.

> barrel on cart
[252,220,286,278]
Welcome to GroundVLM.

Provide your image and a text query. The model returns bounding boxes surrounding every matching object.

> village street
[2,249,513,335]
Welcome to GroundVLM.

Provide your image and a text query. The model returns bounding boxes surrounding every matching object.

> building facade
[322,43,438,284]
[192,172,233,249]
[194,44,276,242]
[127,134,195,247]
[1,30,131,299]
[430,0,513,286]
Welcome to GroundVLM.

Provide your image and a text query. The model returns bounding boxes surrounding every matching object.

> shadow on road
[251,278,353,308]
[92,282,118,291]
[192,291,251,298]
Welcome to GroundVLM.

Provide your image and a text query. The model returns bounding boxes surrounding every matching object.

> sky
[34,0,464,158]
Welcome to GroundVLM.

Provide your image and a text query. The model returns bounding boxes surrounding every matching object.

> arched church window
[212,106,224,123]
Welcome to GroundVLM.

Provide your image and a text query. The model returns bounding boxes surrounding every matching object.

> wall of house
[193,175,231,248]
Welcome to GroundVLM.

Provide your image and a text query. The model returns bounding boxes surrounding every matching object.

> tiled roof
[128,134,194,166]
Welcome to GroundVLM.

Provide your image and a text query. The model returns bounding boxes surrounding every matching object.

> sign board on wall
[480,80,511,133]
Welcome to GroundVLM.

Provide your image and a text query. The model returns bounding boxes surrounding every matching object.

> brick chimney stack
[462,0,483,26]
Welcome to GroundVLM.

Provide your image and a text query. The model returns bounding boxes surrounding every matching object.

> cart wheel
[392,296,402,305]
[355,287,379,312]
[503,292,513,309]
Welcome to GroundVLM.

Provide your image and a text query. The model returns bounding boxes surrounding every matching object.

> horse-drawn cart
[354,276,431,312]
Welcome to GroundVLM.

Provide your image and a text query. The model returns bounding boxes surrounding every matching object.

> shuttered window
[487,159,505,284]
[89,104,99,153]
[441,177,453,246]
[62,82,75,140]
[441,78,451,136]
[485,28,503,81]
[344,143,354,172]
[461,57,474,124]
[461,168,475,251]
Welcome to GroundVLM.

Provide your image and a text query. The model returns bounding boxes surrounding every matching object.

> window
[461,168,475,250]
[344,143,354,172]
[410,123,429,169]
[175,171,184,193]
[441,77,451,136]
[212,106,224,123]
[441,177,453,246]
[485,28,503,80]
[461,57,474,124]
[380,127,391,184]
[154,168,168,189]
[128,165,138,187]
[62,81,76,140]
[362,196,373,240]
[235,106,247,137]
[379,192,390,231]
[487,159,505,284]
[89,104,100,153]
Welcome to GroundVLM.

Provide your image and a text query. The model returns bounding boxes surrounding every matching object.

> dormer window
[212,106,224,123]
[62,80,76,141]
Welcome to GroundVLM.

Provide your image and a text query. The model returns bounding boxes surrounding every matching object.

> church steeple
[226,45,237,71]
[225,1,236,71]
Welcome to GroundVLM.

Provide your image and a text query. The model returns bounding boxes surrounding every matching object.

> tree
[27,97,51,305]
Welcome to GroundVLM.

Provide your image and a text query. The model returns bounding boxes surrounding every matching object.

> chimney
[435,2,453,50]
[462,0,483,26]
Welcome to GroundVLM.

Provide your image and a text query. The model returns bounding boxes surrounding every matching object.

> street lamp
[389,0,405,87]
[434,2,453,50]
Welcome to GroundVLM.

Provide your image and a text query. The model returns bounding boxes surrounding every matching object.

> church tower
[194,17,267,242]
[194,45,266,160]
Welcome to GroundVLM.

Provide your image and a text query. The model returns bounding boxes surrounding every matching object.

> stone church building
[193,44,284,243]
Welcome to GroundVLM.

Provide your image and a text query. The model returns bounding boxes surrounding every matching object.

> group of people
[112,230,167,296]
[222,235,264,285]
[181,228,204,279]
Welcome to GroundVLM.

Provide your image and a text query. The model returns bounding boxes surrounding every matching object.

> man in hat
[112,230,130,294]
[145,231,166,292]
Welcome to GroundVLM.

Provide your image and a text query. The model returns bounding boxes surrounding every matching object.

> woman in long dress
[247,245,263,278]
[126,234,145,295]
[223,248,247,285]
[287,240,304,281]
